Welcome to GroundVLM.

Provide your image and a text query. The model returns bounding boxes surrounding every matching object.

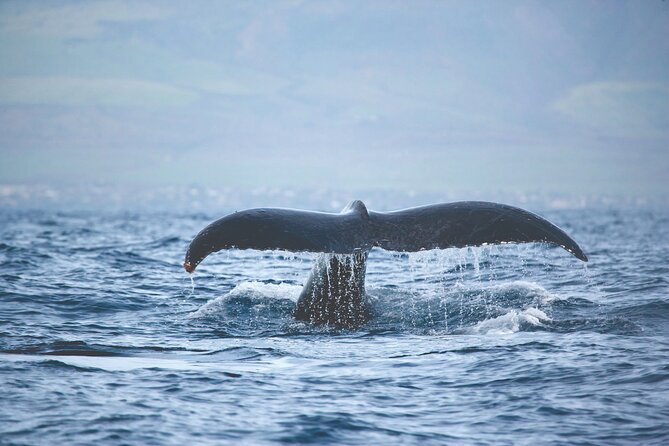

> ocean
[1,199,668,445]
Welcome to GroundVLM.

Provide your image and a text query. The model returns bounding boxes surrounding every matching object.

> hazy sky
[0,0,667,196]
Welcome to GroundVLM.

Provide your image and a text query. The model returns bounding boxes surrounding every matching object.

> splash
[182,245,580,334]
[468,307,551,335]
[188,281,302,320]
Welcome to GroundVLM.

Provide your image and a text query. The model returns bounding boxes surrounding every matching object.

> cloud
[0,77,197,107]
[0,0,171,38]
[554,82,669,139]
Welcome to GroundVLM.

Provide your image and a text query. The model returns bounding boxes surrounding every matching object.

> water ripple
[0,207,668,445]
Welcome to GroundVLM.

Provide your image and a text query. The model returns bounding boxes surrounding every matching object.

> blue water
[1,204,668,445]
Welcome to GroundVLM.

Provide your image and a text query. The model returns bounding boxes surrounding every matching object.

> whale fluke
[184,200,587,328]
[184,200,586,272]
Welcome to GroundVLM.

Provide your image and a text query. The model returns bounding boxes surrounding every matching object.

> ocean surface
[1,201,668,445]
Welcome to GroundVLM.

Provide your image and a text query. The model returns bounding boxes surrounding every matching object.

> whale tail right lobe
[369,201,587,261]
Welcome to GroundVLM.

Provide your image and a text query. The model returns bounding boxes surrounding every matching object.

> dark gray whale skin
[184,200,587,328]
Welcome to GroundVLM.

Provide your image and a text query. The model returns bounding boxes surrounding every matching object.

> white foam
[468,307,550,335]
[188,281,302,319]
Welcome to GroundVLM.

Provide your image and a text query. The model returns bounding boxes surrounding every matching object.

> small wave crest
[0,340,208,358]
[188,281,301,321]
[467,307,550,335]
[1,340,120,357]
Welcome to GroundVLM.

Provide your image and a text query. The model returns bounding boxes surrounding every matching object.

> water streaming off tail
[184,245,587,335]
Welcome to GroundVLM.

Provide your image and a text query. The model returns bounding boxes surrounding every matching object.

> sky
[0,0,668,198]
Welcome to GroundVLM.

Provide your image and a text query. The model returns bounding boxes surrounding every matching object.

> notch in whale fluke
[183,200,587,273]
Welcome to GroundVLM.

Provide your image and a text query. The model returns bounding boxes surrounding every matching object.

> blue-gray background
[1,0,668,203]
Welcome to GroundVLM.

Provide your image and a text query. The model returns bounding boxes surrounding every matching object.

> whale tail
[184,200,587,272]
[184,200,587,328]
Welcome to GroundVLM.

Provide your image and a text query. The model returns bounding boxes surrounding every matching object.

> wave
[467,307,550,335]
[0,340,210,357]
[185,280,646,336]
[188,282,300,320]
